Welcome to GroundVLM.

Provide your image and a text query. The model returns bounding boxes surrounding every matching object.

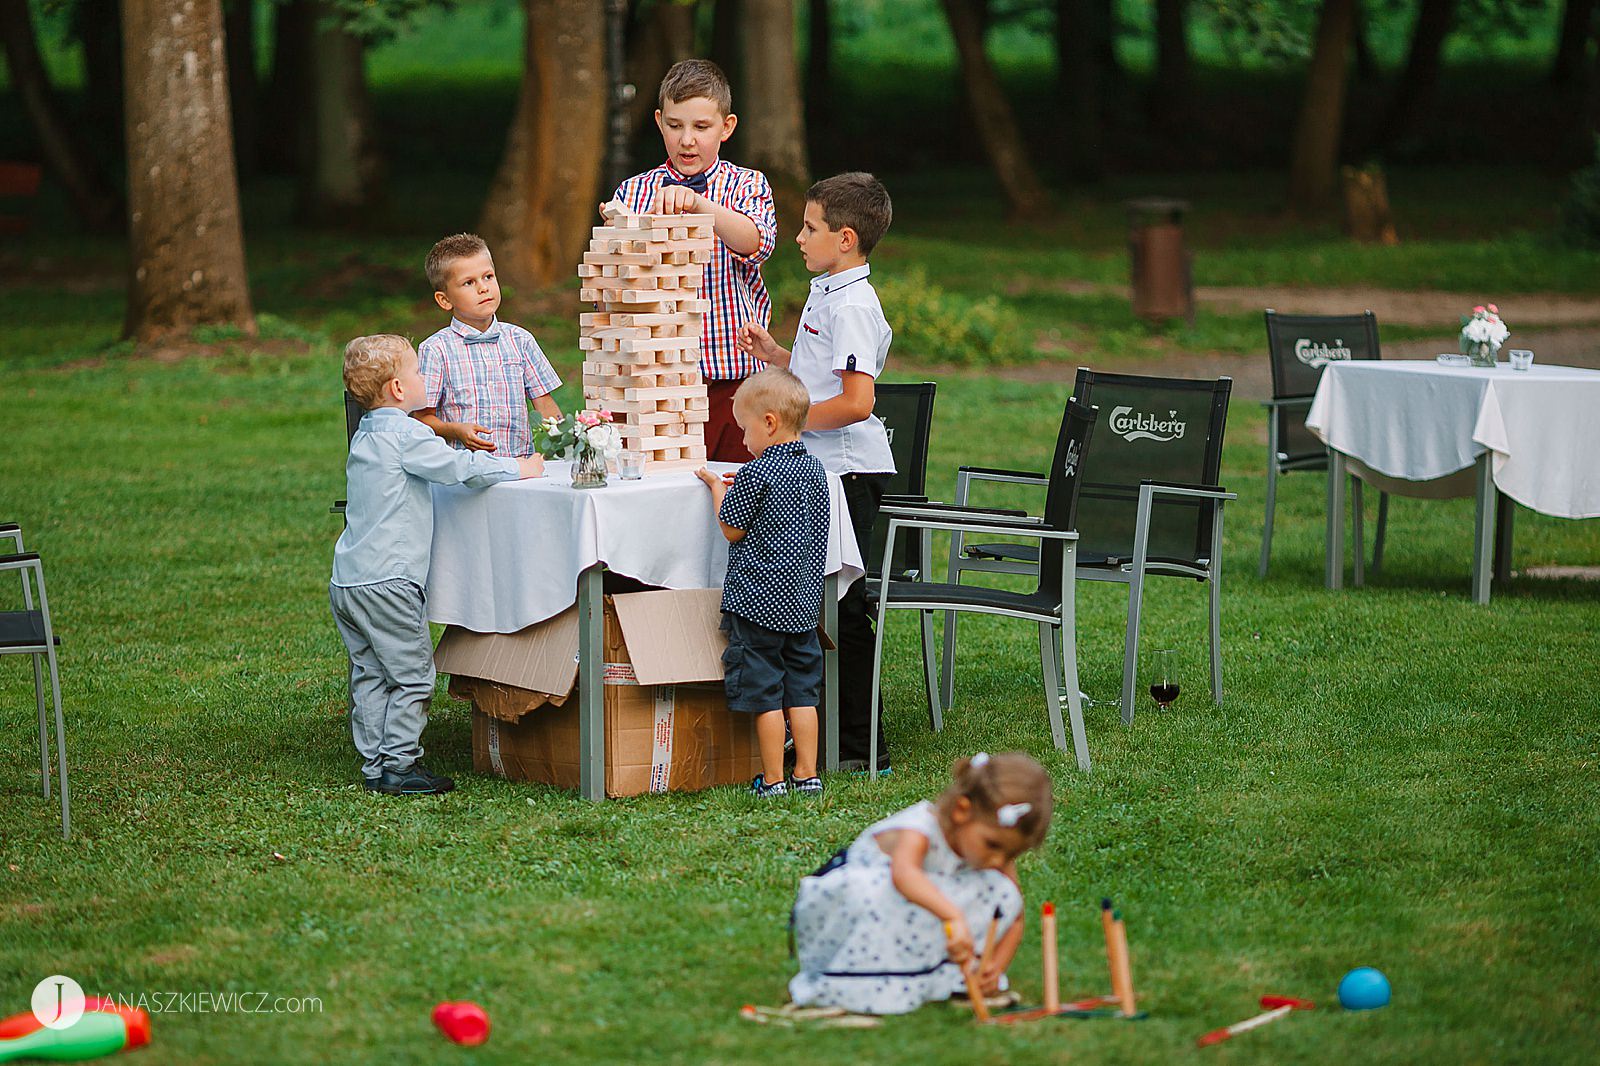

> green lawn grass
[4,212,1600,1061]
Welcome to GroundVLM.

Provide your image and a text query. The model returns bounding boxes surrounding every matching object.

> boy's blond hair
[735,368,810,434]
[344,334,414,408]
[659,59,733,116]
[425,233,491,292]
[808,172,893,256]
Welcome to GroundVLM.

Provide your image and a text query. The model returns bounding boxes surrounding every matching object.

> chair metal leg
[1122,488,1155,725]
[868,526,898,781]
[939,612,957,710]
[1210,501,1226,706]
[1326,449,1347,590]
[1352,476,1366,588]
[46,643,69,839]
[1038,623,1068,752]
[1372,492,1389,574]
[34,654,50,800]
[1059,544,1090,771]
[1259,431,1279,578]
[920,611,943,731]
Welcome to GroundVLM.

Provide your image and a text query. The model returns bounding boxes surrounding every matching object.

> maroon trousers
[704,378,756,463]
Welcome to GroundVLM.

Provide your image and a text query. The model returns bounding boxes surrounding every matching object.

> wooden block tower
[578,202,715,472]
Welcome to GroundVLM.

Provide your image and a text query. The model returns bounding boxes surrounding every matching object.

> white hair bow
[996,802,1032,827]
[970,752,990,768]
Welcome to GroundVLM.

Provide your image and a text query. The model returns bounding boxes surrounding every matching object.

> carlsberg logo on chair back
[1109,407,1186,443]
[1294,337,1352,368]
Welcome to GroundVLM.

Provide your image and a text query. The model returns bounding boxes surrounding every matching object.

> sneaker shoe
[374,763,455,795]
[749,774,788,798]
[362,776,381,793]
[838,758,894,778]
[790,775,824,796]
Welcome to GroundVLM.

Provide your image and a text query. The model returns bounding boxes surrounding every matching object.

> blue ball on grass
[1338,967,1391,1010]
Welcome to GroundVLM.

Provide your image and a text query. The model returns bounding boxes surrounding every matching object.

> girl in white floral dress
[789,753,1053,1014]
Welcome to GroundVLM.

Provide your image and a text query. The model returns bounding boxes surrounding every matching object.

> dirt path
[1029,280,1600,327]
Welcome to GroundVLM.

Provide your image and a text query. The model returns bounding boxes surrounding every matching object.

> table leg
[577,563,606,800]
[1326,448,1346,591]
[1471,455,1497,606]
[823,571,840,773]
[1493,490,1515,585]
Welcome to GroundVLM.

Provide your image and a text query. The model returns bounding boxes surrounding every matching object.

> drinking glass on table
[1508,349,1534,371]
[1149,649,1179,712]
[619,449,645,480]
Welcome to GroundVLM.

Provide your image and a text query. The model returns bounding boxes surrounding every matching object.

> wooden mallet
[1197,995,1315,1047]
[946,921,991,1022]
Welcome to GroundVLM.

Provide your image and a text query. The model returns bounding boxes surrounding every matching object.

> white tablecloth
[427,460,866,632]
[1306,361,1600,519]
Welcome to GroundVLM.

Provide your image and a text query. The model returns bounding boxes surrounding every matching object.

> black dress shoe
[373,763,456,795]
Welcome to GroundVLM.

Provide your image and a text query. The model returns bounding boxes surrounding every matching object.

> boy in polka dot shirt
[696,369,830,798]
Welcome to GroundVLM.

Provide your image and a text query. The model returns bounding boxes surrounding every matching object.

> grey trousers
[329,579,434,778]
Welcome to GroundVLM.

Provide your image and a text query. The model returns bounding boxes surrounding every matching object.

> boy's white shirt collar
[810,263,871,293]
[448,315,500,338]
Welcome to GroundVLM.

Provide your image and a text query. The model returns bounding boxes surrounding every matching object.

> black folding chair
[869,382,938,586]
[946,371,1236,724]
[1261,309,1389,580]
[870,402,1098,772]
[332,390,365,516]
[1,522,69,838]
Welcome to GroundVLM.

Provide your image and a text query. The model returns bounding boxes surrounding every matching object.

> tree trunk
[224,0,259,181]
[940,0,1053,218]
[0,0,121,230]
[1153,0,1190,123]
[1351,0,1376,78]
[805,0,832,165]
[624,0,697,142]
[122,0,255,341]
[1552,0,1598,88]
[1056,0,1105,182]
[740,0,810,232]
[1288,0,1356,214]
[1372,0,1455,151]
[294,7,384,225]
[1341,164,1398,245]
[711,0,743,98]
[262,0,315,174]
[481,0,608,292]
[71,0,124,169]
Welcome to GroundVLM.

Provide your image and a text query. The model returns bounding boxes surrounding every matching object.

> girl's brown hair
[936,752,1053,850]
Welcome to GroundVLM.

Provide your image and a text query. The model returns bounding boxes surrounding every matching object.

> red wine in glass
[1150,649,1178,711]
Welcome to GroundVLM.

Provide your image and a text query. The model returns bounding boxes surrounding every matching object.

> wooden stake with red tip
[1041,902,1059,1013]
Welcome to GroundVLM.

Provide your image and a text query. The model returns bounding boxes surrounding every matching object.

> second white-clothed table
[427,460,866,797]
[1305,359,1600,603]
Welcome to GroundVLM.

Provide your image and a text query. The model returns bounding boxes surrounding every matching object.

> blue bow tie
[462,328,500,345]
[663,167,712,194]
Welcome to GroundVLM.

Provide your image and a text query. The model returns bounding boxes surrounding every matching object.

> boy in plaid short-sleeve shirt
[413,233,562,457]
[611,59,777,463]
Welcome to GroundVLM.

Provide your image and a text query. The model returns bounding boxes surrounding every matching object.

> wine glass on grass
[1149,649,1179,712]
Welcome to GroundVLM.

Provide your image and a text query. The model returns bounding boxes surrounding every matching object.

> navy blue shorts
[721,613,823,713]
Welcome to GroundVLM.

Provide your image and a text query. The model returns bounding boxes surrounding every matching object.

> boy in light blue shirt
[331,334,542,795]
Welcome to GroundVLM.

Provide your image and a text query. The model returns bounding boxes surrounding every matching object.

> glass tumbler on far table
[619,449,645,480]
[1508,349,1534,371]
[1149,649,1179,711]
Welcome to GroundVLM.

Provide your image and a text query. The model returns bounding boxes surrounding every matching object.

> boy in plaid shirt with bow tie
[414,233,562,456]
[610,59,778,462]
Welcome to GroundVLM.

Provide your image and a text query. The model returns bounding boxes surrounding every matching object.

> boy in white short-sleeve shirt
[737,172,896,773]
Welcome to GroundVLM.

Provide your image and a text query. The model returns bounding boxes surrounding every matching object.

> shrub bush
[1560,137,1600,249]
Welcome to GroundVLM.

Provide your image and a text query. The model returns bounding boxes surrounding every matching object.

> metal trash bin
[1126,197,1193,325]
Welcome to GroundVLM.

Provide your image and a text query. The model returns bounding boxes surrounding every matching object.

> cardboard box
[435,589,763,797]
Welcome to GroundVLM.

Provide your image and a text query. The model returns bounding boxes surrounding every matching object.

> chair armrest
[886,516,1077,541]
[957,465,1047,485]
[0,552,42,571]
[0,523,19,550]
[1140,479,1238,502]
[881,494,929,505]
[883,501,1032,521]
